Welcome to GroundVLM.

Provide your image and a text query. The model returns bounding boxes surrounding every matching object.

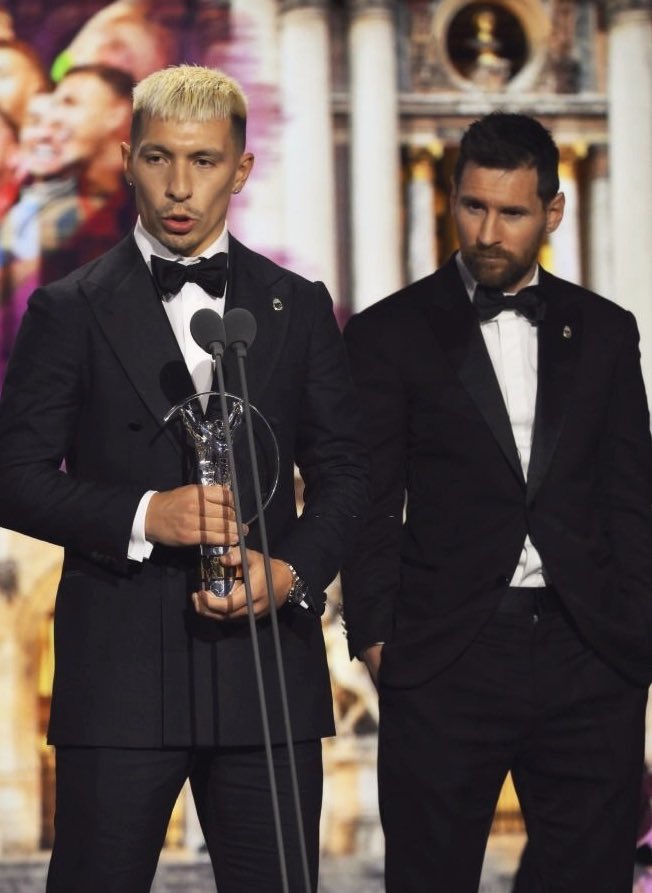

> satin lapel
[219,237,290,406]
[80,236,195,448]
[527,277,582,502]
[420,260,525,485]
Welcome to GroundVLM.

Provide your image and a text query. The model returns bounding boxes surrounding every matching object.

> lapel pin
[563,325,572,339]
[272,297,284,311]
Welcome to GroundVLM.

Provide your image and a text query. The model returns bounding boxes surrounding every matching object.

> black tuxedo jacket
[0,233,368,747]
[342,256,652,687]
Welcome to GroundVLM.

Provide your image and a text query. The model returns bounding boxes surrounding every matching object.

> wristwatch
[285,562,311,611]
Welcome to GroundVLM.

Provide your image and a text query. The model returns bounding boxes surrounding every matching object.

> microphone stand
[225,308,312,893]
[203,321,291,893]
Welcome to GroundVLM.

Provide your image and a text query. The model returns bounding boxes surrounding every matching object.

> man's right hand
[145,484,244,547]
[362,643,384,689]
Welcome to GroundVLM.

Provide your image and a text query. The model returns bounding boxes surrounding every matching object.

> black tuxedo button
[495,574,510,586]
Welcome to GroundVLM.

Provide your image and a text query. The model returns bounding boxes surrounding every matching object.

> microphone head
[190,308,226,358]
[224,308,257,350]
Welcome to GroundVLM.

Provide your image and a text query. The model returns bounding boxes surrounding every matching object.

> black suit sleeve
[340,309,407,659]
[601,311,652,615]
[270,283,370,612]
[0,285,142,559]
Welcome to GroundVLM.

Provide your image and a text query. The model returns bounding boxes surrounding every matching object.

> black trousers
[46,740,323,893]
[379,602,647,893]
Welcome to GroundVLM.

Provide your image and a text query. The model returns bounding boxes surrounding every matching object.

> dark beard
[462,246,539,292]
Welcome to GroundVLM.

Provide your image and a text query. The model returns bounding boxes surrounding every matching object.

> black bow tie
[474,285,546,323]
[151,252,228,298]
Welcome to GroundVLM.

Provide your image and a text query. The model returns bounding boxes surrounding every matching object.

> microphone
[190,307,226,359]
[190,306,296,892]
[224,307,257,357]
[224,306,312,893]
[188,307,236,597]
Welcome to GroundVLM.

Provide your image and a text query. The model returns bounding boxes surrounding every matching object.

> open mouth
[24,142,62,173]
[162,215,195,234]
[32,143,59,161]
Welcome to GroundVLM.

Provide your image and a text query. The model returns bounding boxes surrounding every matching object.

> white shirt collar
[133,216,229,270]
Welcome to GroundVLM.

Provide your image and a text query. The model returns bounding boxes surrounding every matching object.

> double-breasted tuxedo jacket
[342,256,652,689]
[0,233,368,748]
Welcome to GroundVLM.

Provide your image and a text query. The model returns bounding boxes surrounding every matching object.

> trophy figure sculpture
[165,391,279,597]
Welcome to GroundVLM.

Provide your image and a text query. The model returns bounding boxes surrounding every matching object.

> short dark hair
[454,112,560,204]
[62,64,135,103]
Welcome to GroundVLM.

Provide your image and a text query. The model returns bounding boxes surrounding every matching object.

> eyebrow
[459,195,530,214]
[138,142,224,159]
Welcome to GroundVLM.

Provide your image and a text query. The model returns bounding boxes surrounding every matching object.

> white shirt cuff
[128,490,157,561]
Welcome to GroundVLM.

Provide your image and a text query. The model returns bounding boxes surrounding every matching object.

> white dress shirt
[128,218,229,561]
[456,253,546,588]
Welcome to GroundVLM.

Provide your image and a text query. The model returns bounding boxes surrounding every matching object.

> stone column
[229,0,279,81]
[406,145,439,284]
[349,0,402,311]
[279,1,338,301]
[214,0,285,260]
[607,0,652,394]
[585,145,613,299]
[548,147,582,286]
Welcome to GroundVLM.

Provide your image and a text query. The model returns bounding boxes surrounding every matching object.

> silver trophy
[165,391,279,596]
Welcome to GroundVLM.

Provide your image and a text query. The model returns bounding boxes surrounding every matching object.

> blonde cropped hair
[131,64,248,150]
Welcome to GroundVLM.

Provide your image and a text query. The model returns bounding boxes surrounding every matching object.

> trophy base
[204,577,236,598]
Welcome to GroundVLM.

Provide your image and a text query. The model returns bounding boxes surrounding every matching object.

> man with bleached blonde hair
[0,64,367,892]
[130,64,248,150]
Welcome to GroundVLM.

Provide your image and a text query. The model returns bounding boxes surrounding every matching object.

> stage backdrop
[4,2,652,888]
